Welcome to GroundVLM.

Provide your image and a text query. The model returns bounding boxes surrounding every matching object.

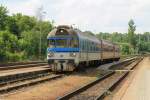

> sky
[1,0,150,33]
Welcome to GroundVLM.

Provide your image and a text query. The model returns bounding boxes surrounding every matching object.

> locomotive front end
[47,25,79,71]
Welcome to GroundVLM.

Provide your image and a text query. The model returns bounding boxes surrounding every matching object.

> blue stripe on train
[48,37,72,40]
[47,48,80,52]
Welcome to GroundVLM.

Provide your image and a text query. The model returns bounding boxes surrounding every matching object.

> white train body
[47,25,120,71]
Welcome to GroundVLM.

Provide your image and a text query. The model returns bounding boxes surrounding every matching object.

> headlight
[48,52,54,57]
[70,53,76,57]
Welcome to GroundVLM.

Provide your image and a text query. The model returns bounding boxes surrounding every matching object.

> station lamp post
[36,6,46,60]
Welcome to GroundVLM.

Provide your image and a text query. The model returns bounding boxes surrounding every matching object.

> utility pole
[36,6,46,60]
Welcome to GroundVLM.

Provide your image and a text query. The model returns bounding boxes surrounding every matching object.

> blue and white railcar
[47,25,101,71]
[47,25,120,71]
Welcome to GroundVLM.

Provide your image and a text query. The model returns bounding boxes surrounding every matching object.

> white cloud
[1,0,150,33]
[4,0,42,15]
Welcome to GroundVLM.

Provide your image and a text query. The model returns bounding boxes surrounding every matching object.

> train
[47,25,120,71]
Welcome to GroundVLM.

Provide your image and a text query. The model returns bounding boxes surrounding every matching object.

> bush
[119,43,133,55]
[5,51,25,62]
[0,31,25,62]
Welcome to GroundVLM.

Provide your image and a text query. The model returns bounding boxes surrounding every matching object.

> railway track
[0,61,46,67]
[0,61,47,70]
[0,63,64,95]
[58,57,143,100]
[0,57,141,97]
[0,73,63,95]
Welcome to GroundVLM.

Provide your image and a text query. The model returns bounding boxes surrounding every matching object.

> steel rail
[57,57,143,100]
[0,62,47,70]
[0,61,46,67]
[96,57,143,100]
[0,74,63,95]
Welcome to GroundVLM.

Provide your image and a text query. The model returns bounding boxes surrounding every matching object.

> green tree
[0,31,24,62]
[0,5,54,62]
[120,43,130,55]
[0,5,8,30]
[6,16,20,36]
[11,13,37,37]
[18,20,53,60]
[128,19,136,52]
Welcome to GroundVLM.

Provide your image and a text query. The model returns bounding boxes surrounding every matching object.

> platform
[111,57,150,100]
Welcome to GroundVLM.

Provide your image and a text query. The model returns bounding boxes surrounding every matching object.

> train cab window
[48,39,55,48]
[48,38,68,48]
[70,37,78,48]
[56,39,68,48]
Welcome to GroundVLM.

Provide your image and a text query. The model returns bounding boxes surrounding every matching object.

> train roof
[48,25,100,43]
[74,29,100,43]
[101,39,120,47]
[47,25,119,46]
